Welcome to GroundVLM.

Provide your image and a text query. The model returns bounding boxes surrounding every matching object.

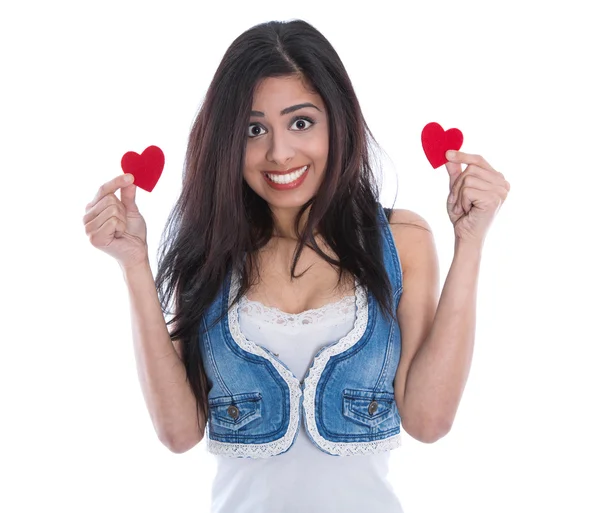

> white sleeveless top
[208,293,404,513]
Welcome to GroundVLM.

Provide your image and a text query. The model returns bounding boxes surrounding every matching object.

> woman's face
[243,75,329,211]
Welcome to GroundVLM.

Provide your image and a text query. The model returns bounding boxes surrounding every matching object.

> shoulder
[386,209,435,272]
[387,208,432,231]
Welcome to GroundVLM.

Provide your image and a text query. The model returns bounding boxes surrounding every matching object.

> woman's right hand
[83,173,149,270]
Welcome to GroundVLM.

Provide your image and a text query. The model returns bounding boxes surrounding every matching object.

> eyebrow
[250,103,322,118]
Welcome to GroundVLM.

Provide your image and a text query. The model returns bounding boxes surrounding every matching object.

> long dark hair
[154,19,410,433]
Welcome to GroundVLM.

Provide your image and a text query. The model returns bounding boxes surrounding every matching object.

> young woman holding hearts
[82,19,509,513]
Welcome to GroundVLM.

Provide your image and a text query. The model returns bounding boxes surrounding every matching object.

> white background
[1,1,599,512]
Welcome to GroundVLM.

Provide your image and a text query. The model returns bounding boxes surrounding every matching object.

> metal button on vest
[227,405,239,419]
[368,400,378,415]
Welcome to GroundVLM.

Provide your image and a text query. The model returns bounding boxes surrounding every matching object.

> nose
[266,129,295,168]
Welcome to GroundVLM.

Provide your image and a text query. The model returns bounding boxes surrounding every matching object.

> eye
[248,123,264,139]
[290,116,314,131]
[248,116,315,139]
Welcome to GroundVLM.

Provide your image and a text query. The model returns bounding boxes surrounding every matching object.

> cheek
[310,138,328,168]
[311,125,329,160]
[318,138,329,160]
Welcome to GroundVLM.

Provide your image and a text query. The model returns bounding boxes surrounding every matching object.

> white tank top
[208,293,404,513]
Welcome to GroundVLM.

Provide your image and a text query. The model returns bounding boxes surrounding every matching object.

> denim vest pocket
[342,388,396,428]
[209,392,263,431]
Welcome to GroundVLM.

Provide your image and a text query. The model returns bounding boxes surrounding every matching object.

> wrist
[454,238,484,258]
[120,258,152,279]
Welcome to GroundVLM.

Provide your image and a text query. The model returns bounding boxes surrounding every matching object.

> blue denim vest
[199,203,404,458]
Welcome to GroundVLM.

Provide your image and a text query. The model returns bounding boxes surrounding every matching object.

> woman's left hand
[445,150,511,246]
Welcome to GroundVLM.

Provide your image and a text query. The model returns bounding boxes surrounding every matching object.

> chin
[263,192,317,210]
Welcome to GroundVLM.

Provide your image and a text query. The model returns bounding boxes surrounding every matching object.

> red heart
[120,145,164,192]
[421,122,463,169]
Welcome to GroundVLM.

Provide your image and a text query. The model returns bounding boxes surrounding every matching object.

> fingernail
[124,174,134,183]
[446,150,456,159]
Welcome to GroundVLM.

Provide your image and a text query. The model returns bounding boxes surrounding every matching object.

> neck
[270,205,312,240]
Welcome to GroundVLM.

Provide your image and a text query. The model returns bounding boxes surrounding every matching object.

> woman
[83,19,510,513]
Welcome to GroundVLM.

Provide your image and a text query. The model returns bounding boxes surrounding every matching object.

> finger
[89,215,128,246]
[450,164,506,201]
[449,165,467,200]
[454,183,502,216]
[86,174,134,212]
[454,174,495,193]
[84,203,125,239]
[444,158,463,192]
[454,187,476,216]
[446,151,494,172]
[446,150,495,171]
[82,193,118,225]
[450,172,495,209]
[460,164,506,187]
[454,186,481,216]
[119,181,139,213]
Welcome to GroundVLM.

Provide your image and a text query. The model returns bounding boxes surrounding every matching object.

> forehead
[252,75,323,109]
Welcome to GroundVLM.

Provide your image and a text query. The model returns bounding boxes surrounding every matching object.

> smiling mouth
[264,164,307,174]
[264,165,309,184]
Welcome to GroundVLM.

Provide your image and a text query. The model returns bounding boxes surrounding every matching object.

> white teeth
[266,165,308,185]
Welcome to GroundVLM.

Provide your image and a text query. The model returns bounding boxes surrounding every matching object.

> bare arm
[401,240,481,441]
[122,259,205,453]
[390,209,479,443]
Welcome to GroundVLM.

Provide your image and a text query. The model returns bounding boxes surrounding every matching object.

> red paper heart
[120,145,164,192]
[421,122,463,168]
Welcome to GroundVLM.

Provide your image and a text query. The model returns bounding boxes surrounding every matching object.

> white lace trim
[301,279,402,455]
[209,267,401,458]
[208,269,303,459]
[238,294,356,328]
